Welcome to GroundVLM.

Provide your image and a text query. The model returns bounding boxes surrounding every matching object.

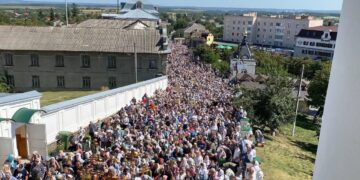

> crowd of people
[1,44,264,180]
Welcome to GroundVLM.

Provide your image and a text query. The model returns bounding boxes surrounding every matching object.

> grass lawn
[41,91,100,107]
[256,115,319,180]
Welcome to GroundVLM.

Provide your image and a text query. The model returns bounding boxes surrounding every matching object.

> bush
[56,131,72,151]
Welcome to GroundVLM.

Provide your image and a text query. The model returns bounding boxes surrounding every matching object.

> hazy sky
[24,0,343,10]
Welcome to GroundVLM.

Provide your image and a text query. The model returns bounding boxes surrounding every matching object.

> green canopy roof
[226,46,233,49]
[11,108,44,124]
[241,126,252,132]
[240,117,250,122]
[216,45,226,49]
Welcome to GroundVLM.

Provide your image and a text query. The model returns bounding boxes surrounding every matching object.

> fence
[40,76,168,144]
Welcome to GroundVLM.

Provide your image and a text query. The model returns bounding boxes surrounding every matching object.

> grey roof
[184,23,208,34]
[115,8,159,20]
[76,19,151,29]
[42,76,167,114]
[0,91,41,106]
[0,26,164,54]
[237,34,253,59]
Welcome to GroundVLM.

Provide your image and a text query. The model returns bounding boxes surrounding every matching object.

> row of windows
[2,54,158,69]
[6,75,118,89]
[302,41,334,49]
[301,49,333,57]
[232,20,253,25]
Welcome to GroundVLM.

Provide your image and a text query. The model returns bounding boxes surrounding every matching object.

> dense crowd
[1,44,264,180]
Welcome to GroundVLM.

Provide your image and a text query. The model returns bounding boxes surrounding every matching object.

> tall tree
[234,76,295,134]
[71,3,79,18]
[307,63,331,120]
[49,8,55,21]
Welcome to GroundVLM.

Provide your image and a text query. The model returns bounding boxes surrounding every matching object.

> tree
[307,63,331,120]
[71,3,79,18]
[49,8,55,21]
[174,18,189,30]
[234,76,295,134]
[194,44,220,64]
[254,51,288,77]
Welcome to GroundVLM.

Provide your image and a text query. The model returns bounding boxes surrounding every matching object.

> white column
[313,0,360,179]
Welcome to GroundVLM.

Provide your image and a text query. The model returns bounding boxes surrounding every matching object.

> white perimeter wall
[41,76,168,144]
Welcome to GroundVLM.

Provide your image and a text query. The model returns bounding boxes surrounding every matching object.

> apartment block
[223,13,323,49]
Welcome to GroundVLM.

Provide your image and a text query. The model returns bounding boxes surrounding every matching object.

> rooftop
[0,25,167,54]
[306,26,338,32]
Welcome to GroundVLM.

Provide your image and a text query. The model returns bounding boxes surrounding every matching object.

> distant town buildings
[294,26,338,59]
[223,12,323,49]
[102,0,159,21]
[184,23,212,47]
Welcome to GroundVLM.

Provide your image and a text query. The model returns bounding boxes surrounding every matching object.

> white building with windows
[223,13,323,49]
[294,26,337,59]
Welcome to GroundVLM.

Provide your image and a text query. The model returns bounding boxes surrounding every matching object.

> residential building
[294,26,338,59]
[102,0,159,22]
[0,21,169,91]
[184,23,209,39]
[223,12,323,49]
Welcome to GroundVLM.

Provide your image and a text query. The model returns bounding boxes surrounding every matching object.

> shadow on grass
[296,114,319,131]
[291,140,318,155]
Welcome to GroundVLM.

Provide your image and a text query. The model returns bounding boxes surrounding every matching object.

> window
[237,33,240,36]
[108,56,116,69]
[287,30,291,35]
[302,49,308,54]
[257,34,260,38]
[264,22,267,26]
[316,42,333,48]
[270,22,274,26]
[275,35,283,40]
[257,28,260,32]
[4,53,13,66]
[248,21,252,25]
[238,21,241,24]
[30,54,39,67]
[6,75,14,87]
[247,27,252,31]
[81,55,90,68]
[233,21,236,24]
[108,77,117,89]
[276,22,281,26]
[303,41,309,46]
[269,35,273,39]
[232,32,235,36]
[270,29,272,32]
[55,55,64,67]
[257,22,260,26]
[57,76,65,88]
[263,29,266,32]
[82,77,91,89]
[310,42,316,46]
[233,27,235,30]
[149,60,157,69]
[237,27,240,30]
[32,76,40,88]
[243,21,245,25]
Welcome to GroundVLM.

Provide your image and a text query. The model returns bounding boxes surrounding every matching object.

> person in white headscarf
[253,161,264,180]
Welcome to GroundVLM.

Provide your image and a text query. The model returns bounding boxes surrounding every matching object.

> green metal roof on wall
[11,108,44,124]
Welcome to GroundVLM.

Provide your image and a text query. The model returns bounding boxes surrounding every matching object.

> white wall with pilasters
[313,0,360,179]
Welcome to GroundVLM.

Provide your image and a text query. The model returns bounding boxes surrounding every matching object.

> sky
[23,0,343,10]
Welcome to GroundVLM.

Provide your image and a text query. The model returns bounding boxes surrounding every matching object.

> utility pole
[292,64,305,136]
[65,0,69,26]
[134,43,138,83]
[117,0,120,14]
